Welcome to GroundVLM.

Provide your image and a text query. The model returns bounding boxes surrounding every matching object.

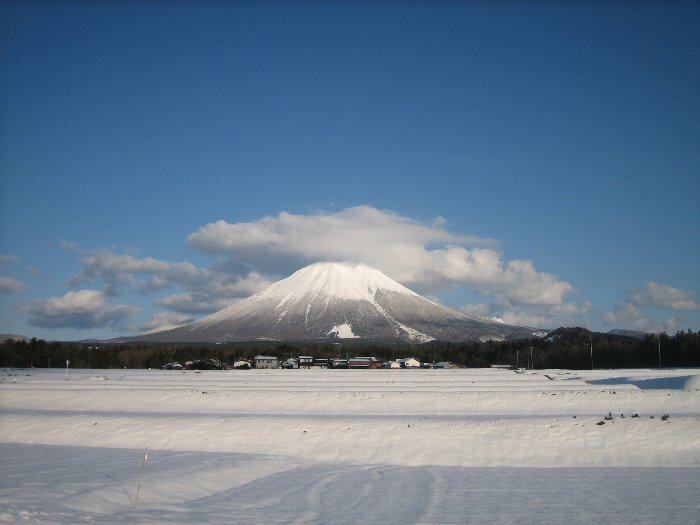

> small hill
[607,329,649,339]
[0,334,31,343]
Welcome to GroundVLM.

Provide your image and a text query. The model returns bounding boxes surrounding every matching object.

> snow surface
[1,367,699,524]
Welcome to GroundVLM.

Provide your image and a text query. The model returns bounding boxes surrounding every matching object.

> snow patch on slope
[327,322,359,339]
[398,323,435,343]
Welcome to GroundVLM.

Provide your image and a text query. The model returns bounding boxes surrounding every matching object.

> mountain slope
[129,262,540,343]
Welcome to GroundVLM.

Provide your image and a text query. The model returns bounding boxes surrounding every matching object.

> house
[383,360,401,369]
[332,358,348,369]
[313,358,331,368]
[397,357,421,368]
[253,355,279,369]
[348,358,372,369]
[348,357,379,369]
[298,356,314,369]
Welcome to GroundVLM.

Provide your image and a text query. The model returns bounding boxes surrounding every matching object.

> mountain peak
[258,261,417,305]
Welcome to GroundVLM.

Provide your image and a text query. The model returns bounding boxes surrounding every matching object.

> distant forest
[1,328,699,370]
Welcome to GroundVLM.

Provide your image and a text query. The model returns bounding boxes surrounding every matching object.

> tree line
[1,327,698,370]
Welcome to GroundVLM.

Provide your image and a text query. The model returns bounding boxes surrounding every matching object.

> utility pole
[658,333,662,369]
[529,347,533,370]
[590,336,594,370]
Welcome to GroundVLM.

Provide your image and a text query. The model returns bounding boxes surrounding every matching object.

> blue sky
[1,1,698,341]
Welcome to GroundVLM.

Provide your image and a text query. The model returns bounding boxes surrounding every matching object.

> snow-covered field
[1,367,698,524]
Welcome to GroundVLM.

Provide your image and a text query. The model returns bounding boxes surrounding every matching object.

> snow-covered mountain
[129,262,540,343]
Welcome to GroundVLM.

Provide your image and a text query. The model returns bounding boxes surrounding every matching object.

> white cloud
[460,303,492,317]
[155,293,235,314]
[68,249,272,313]
[140,312,195,333]
[69,251,175,292]
[603,303,657,332]
[0,276,26,295]
[0,256,25,294]
[495,311,556,330]
[629,282,700,311]
[0,255,20,265]
[462,300,592,330]
[25,290,140,330]
[188,206,575,308]
[417,248,574,306]
[604,282,699,332]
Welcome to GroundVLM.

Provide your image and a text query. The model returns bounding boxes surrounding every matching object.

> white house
[397,357,421,368]
[253,355,279,369]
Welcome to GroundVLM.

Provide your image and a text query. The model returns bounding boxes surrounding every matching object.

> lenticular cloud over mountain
[185,206,577,313]
[129,262,539,343]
